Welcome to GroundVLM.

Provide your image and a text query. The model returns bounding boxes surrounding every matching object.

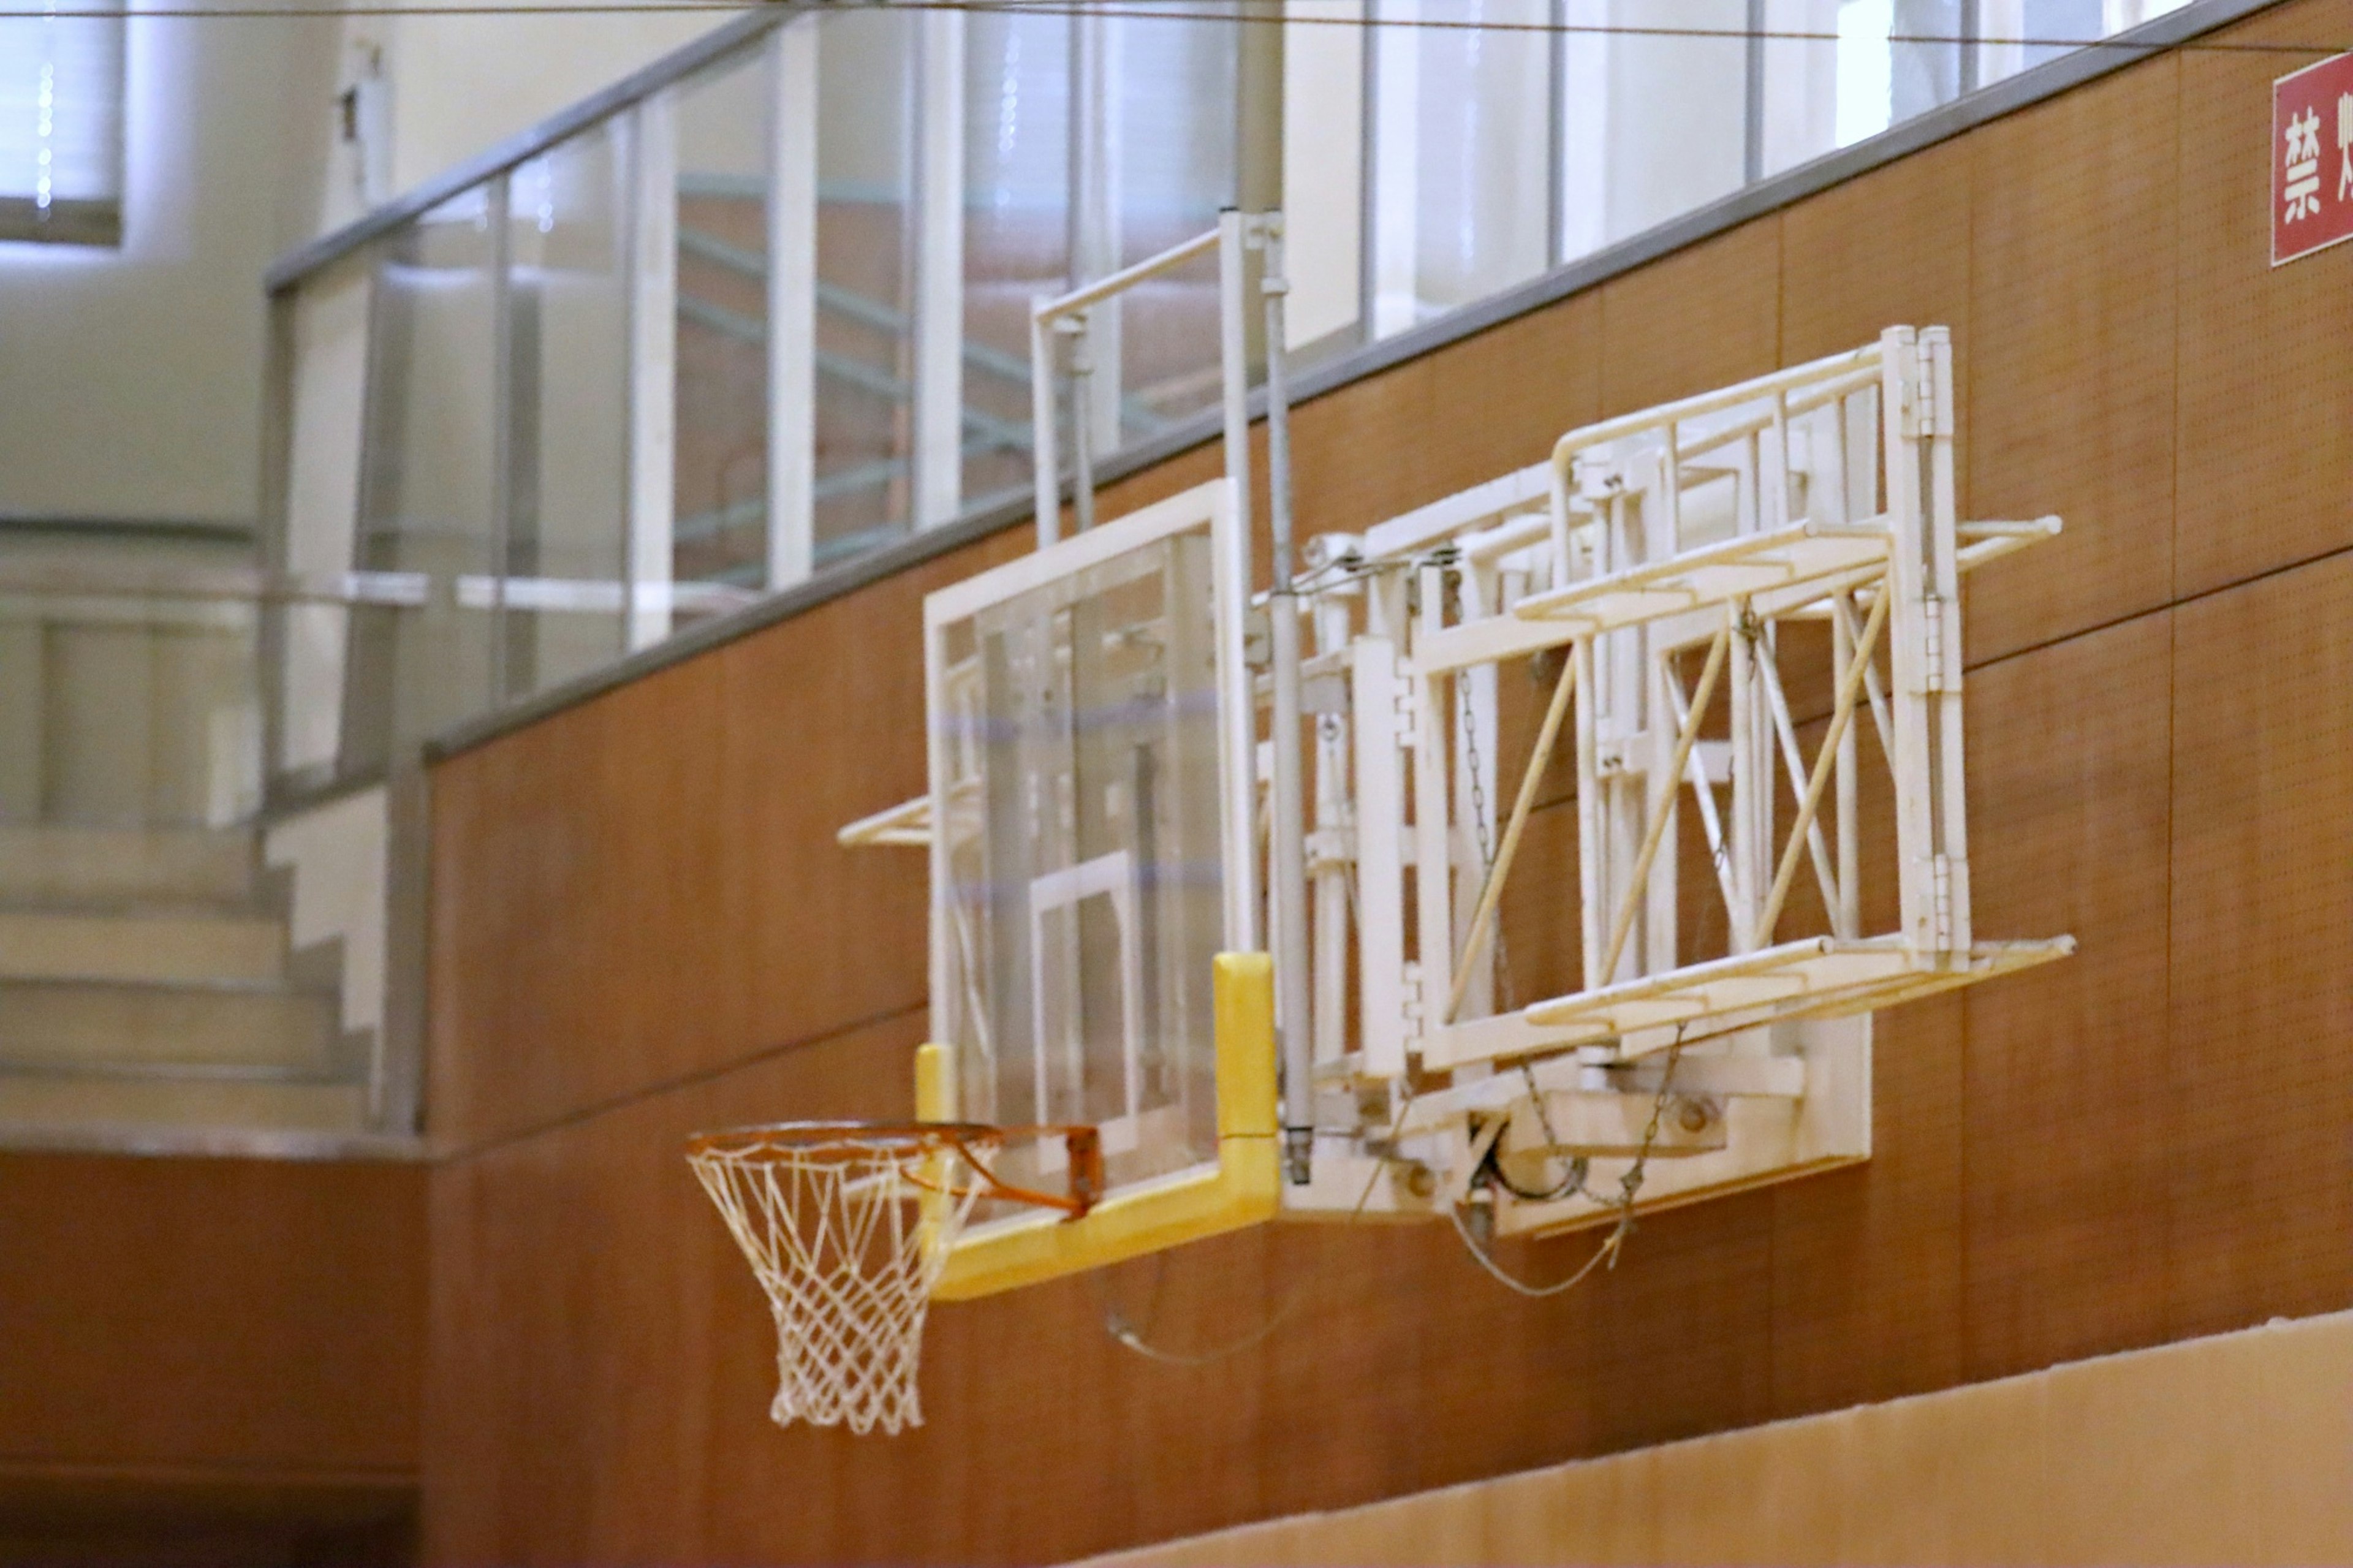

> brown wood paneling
[1966,56,2179,665]
[1780,137,1971,373]
[0,1464,414,1568]
[0,1153,424,1475]
[427,648,735,1152]
[1769,993,1966,1418]
[2168,554,2353,1339]
[1597,219,1782,418]
[428,532,1023,1152]
[2173,0,2353,600]
[1960,613,2175,1380]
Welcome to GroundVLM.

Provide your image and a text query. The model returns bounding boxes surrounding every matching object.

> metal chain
[1445,562,1517,1013]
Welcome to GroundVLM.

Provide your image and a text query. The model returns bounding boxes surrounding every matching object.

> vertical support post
[1743,0,1766,184]
[1067,4,1122,453]
[1031,306,1061,547]
[1214,211,1259,951]
[1882,324,1940,956]
[1643,646,1678,972]
[1366,0,1419,338]
[255,290,296,796]
[1353,634,1407,1078]
[625,98,677,652]
[1728,595,1758,953]
[1311,596,1354,1067]
[1262,214,1312,1183]
[1573,634,1601,990]
[1453,562,1499,1018]
[1923,325,1969,950]
[486,173,514,703]
[1833,593,1860,939]
[923,607,954,1050]
[1069,319,1098,534]
[768,19,820,591]
[912,6,966,531]
[1411,561,1453,1026]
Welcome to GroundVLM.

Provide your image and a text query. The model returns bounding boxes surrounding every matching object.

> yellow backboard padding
[923,952,1279,1301]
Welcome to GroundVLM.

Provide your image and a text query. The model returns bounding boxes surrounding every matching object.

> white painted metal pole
[768,20,820,590]
[1030,307,1059,547]
[1215,210,1258,945]
[912,7,966,530]
[625,96,677,652]
[1262,213,1312,1183]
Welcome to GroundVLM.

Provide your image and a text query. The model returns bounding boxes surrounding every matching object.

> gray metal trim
[262,6,801,295]
[386,0,2289,762]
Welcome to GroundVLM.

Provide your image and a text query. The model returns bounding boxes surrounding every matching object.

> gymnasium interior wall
[417,0,2353,1560]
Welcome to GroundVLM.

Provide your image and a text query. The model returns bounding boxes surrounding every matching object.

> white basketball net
[688,1127,990,1436]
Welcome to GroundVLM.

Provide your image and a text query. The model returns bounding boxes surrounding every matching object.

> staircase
[0,824,373,1146]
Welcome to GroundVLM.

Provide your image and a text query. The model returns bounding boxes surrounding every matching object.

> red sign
[2273,51,2353,265]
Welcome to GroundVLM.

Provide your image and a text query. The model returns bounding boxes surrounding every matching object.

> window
[0,0,126,245]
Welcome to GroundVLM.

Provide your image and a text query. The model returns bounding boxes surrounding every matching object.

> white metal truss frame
[1269,325,2074,1231]
[846,321,2075,1252]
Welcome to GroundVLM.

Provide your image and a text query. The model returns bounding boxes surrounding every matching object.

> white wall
[0,8,341,524]
[376,0,730,200]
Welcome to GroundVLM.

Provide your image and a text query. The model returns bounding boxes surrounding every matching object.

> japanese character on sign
[2275,52,2353,265]
[2338,93,2353,199]
[2284,107,2321,222]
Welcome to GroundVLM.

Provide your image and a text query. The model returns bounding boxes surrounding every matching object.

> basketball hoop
[686,1120,1102,1435]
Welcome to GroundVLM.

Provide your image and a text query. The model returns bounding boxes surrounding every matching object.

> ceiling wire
[3,0,2346,58]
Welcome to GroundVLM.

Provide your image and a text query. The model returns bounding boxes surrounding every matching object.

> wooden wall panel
[427,534,1023,1151]
[1959,614,2175,1379]
[1597,220,1781,417]
[1779,137,1971,373]
[1767,993,1968,1418]
[419,4,2353,1558]
[0,1153,424,1475]
[1966,58,2179,665]
[2167,554,2353,1338]
[2173,0,2353,599]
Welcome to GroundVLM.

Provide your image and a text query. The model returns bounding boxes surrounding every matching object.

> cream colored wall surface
[384,0,732,197]
[1069,1311,2353,1568]
[0,10,341,523]
[264,784,388,1036]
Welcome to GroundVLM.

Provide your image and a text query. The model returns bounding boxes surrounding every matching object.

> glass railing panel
[1975,0,2157,89]
[1102,2,1238,441]
[278,248,374,784]
[1369,0,1552,335]
[814,5,919,569]
[504,123,632,695]
[343,186,501,776]
[1770,0,1968,163]
[672,47,774,594]
[1558,0,1750,261]
[962,4,1070,513]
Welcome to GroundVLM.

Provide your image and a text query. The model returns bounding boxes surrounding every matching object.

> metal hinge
[1921,597,1948,692]
[1400,961,1427,1031]
[1914,368,1943,436]
[1930,854,1955,950]
[1394,657,1421,750]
